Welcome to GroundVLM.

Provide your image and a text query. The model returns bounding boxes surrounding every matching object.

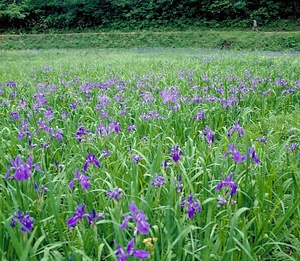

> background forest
[0,0,299,33]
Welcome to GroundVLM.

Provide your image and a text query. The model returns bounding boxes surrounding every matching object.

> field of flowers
[0,48,299,261]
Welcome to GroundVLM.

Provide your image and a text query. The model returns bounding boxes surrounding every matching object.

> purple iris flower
[128,122,137,132]
[86,209,105,226]
[216,173,237,198]
[181,194,201,219]
[10,112,19,119]
[168,145,184,163]
[140,110,164,120]
[5,156,43,181]
[60,110,69,119]
[256,136,267,144]
[115,238,150,261]
[66,205,89,227]
[227,121,244,137]
[44,106,54,121]
[17,98,27,110]
[286,143,298,152]
[193,108,206,120]
[232,149,247,162]
[102,149,112,158]
[132,154,142,164]
[34,182,48,197]
[11,210,34,232]
[200,125,214,146]
[217,195,227,208]
[83,153,101,171]
[161,160,170,169]
[41,142,50,149]
[29,140,37,149]
[150,174,165,187]
[120,201,150,235]
[69,168,90,190]
[17,118,31,140]
[95,123,109,137]
[52,129,63,141]
[75,126,91,142]
[106,187,122,201]
[66,205,104,228]
[249,147,260,164]
[175,175,183,194]
[223,143,246,163]
[109,121,121,133]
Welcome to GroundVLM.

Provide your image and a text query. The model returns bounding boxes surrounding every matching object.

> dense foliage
[0,0,299,32]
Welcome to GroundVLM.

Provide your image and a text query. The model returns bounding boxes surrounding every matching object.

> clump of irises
[5,156,43,181]
[216,173,238,207]
[121,201,151,235]
[200,125,214,146]
[66,204,104,229]
[106,187,122,201]
[115,239,150,261]
[69,168,90,190]
[168,145,184,163]
[150,174,165,187]
[181,194,201,219]
[11,210,34,233]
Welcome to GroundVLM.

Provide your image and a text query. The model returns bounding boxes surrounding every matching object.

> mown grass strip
[0,30,299,51]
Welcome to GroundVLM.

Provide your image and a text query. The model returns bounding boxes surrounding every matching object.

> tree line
[0,0,299,32]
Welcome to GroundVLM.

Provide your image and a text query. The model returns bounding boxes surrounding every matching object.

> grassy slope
[0,30,299,51]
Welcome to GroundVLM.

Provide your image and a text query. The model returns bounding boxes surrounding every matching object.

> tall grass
[0,48,299,260]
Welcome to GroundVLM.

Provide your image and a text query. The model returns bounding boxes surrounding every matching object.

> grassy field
[0,30,300,51]
[0,48,300,260]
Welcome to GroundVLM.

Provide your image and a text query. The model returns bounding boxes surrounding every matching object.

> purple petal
[73,168,80,178]
[80,175,90,190]
[172,153,180,162]
[126,238,135,254]
[27,156,33,167]
[69,179,75,190]
[33,163,44,173]
[128,201,138,216]
[120,215,131,230]
[83,161,88,172]
[187,207,195,219]
[137,220,150,234]
[94,160,101,168]
[66,216,78,227]
[216,182,223,191]
[131,249,150,259]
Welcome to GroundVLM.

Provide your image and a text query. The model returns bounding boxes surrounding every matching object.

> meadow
[0,48,299,260]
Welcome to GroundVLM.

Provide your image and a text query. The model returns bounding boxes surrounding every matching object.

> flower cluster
[227,121,244,137]
[5,156,44,181]
[66,204,104,228]
[216,173,238,207]
[200,125,214,146]
[121,201,150,235]
[168,145,184,163]
[150,174,165,187]
[11,210,34,233]
[106,187,122,201]
[115,239,150,261]
[181,194,201,219]
[83,153,101,171]
[69,168,90,190]
[249,147,260,164]
[223,143,246,163]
